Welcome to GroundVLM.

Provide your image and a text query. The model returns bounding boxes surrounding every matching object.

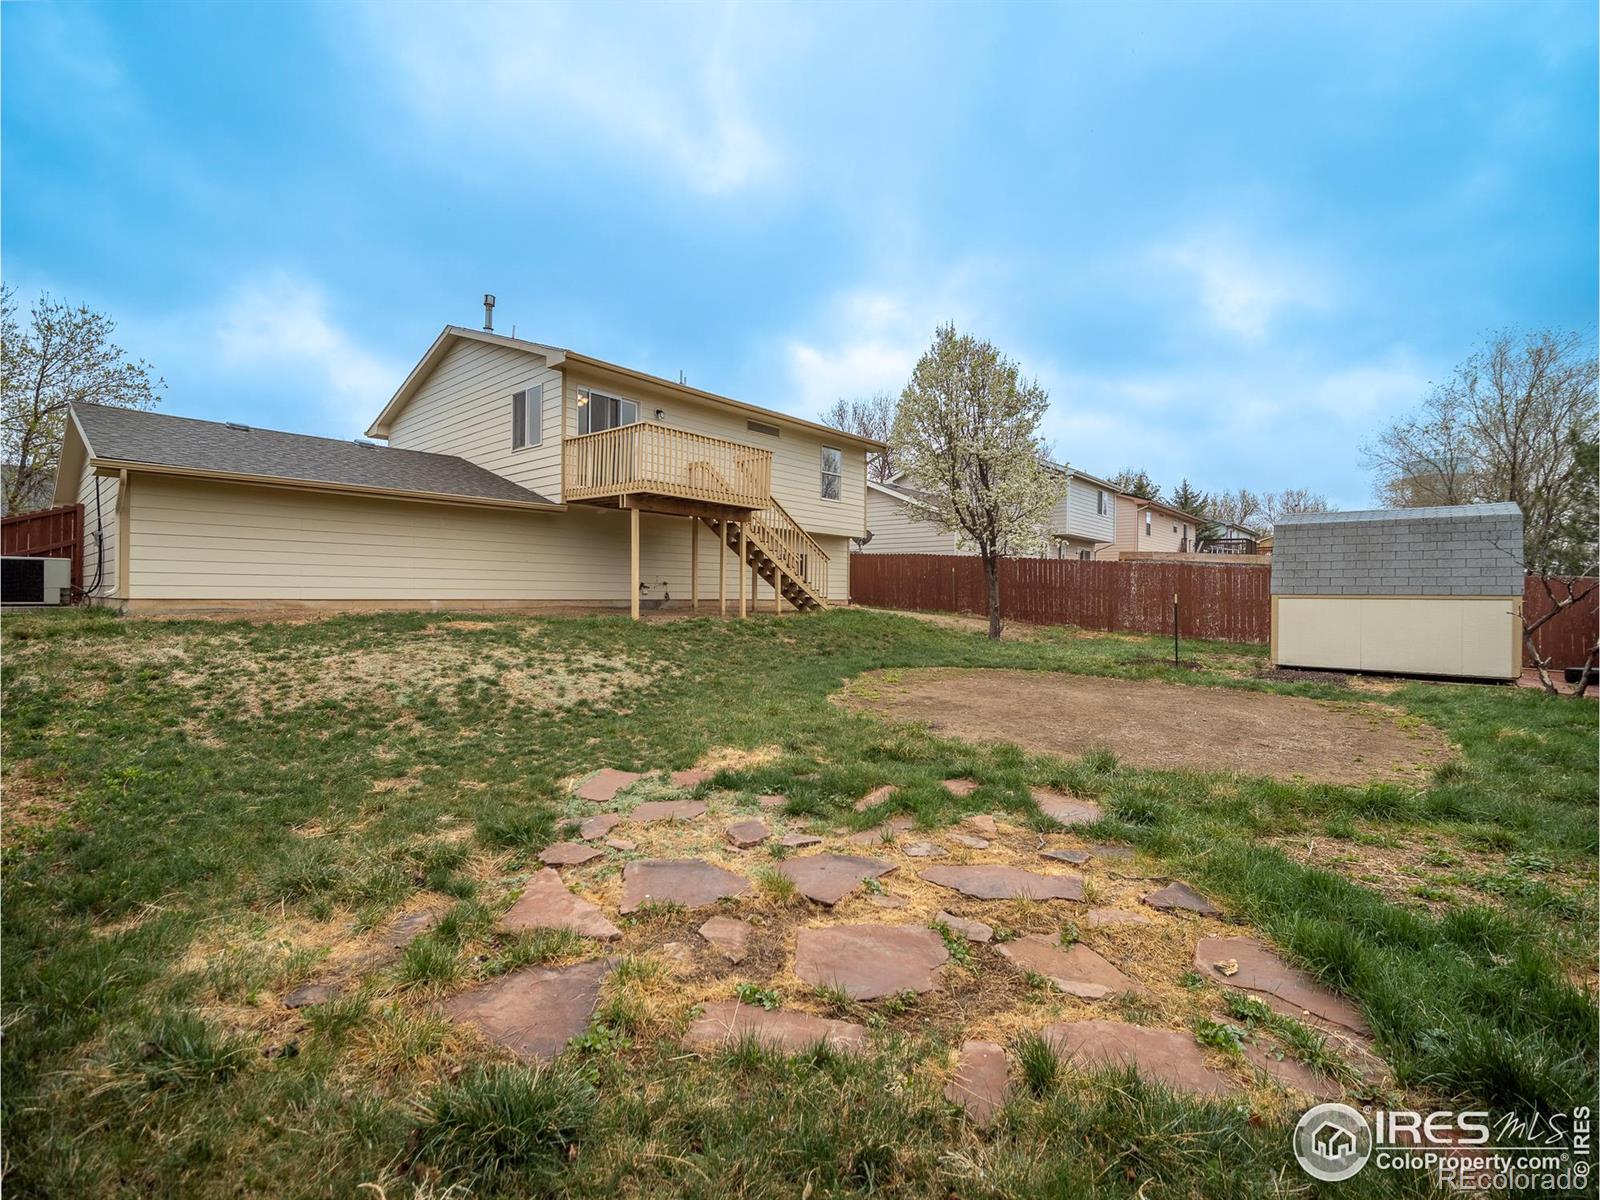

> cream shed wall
[121,475,848,608]
[859,488,958,554]
[76,461,119,599]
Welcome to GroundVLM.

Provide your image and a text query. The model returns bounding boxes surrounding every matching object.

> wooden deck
[563,425,771,511]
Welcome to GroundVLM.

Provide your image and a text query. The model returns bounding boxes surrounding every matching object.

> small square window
[821,446,843,500]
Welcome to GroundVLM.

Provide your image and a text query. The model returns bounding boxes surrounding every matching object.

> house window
[1078,549,1091,561]
[511,383,543,449]
[747,419,780,437]
[1096,489,1106,515]
[577,388,639,435]
[1144,512,1152,537]
[820,446,842,500]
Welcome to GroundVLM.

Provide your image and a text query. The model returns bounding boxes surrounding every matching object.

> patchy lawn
[2,606,1595,1199]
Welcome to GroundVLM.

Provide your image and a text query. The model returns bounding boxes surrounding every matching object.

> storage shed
[1270,503,1523,680]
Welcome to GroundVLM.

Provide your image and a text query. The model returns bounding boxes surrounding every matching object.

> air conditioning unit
[2,556,72,606]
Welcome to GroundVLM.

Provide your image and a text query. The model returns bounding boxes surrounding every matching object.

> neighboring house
[54,323,879,616]
[859,479,962,554]
[858,464,1117,559]
[1046,466,1117,559]
[1196,521,1265,555]
[1102,494,1199,559]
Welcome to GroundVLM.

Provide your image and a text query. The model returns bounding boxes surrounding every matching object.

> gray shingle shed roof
[1271,502,1523,597]
[72,403,555,508]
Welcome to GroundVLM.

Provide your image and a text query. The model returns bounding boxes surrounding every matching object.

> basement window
[820,446,843,501]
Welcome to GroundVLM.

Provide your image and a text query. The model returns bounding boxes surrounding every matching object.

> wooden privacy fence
[1,503,83,595]
[849,553,1271,644]
[850,554,1600,665]
[1524,576,1598,669]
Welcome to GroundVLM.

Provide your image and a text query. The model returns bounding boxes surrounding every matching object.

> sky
[3,0,1595,509]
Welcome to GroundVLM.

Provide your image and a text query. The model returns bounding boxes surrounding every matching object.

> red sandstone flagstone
[725,819,770,848]
[794,924,948,999]
[935,911,993,943]
[1242,1040,1341,1099]
[951,834,990,849]
[671,769,713,790]
[683,1001,868,1054]
[578,812,623,840]
[441,959,615,1063]
[697,915,752,962]
[758,794,788,809]
[998,935,1149,999]
[1032,788,1101,827]
[1041,1020,1235,1097]
[576,768,643,803]
[847,814,915,845]
[778,833,823,848]
[945,1040,1011,1125]
[1195,936,1369,1033]
[628,799,707,824]
[776,854,896,905]
[1041,848,1090,865]
[1143,881,1221,916]
[620,859,748,914]
[942,778,979,797]
[1084,908,1153,928]
[500,868,620,940]
[853,785,896,812]
[921,864,1084,902]
[539,841,605,867]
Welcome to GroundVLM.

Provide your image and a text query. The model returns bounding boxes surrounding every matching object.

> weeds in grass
[1016,1032,1059,1095]
[753,867,798,905]
[733,982,782,1010]
[413,1064,596,1187]
[1192,1019,1247,1054]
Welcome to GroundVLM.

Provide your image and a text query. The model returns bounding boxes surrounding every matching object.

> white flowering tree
[893,324,1065,639]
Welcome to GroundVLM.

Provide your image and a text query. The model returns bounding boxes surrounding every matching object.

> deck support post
[718,521,727,615]
[736,524,747,618]
[774,569,782,615]
[751,558,757,614]
[630,505,641,621]
[690,517,699,611]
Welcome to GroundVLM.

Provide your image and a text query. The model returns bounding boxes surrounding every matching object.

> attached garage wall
[124,475,848,610]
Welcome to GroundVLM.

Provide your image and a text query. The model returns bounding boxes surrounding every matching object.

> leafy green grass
[2,605,1594,1198]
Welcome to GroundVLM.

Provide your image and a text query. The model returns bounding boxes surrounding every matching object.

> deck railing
[748,495,830,600]
[564,424,772,509]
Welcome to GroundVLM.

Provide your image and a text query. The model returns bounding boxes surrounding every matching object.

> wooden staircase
[700,497,830,612]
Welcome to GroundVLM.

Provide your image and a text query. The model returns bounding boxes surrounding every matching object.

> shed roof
[1275,502,1521,526]
[70,403,556,509]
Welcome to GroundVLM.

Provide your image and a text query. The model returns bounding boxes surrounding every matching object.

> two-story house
[856,464,1117,558]
[54,322,879,616]
[1101,493,1199,559]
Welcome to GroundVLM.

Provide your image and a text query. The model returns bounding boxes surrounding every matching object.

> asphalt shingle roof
[72,403,554,507]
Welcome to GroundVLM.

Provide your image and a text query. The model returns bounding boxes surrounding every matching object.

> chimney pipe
[482,293,496,332]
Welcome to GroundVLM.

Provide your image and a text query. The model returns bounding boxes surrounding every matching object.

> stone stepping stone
[853,785,896,812]
[1093,844,1134,861]
[951,834,990,850]
[903,842,945,858]
[867,894,906,909]
[921,864,1084,902]
[697,915,752,962]
[945,1040,1011,1126]
[847,814,915,845]
[657,942,695,971]
[942,778,979,797]
[605,837,637,852]
[620,859,749,914]
[578,812,623,840]
[501,868,621,940]
[1194,936,1369,1034]
[576,768,643,803]
[758,794,788,809]
[1143,881,1221,916]
[935,911,993,943]
[779,833,823,849]
[1032,789,1101,827]
[962,814,998,835]
[794,924,948,999]
[1041,848,1090,865]
[539,841,605,867]
[1084,908,1153,928]
[283,981,341,1009]
[1041,1020,1234,1097]
[671,768,713,790]
[1243,1040,1340,1099]
[441,959,614,1063]
[998,935,1149,999]
[629,799,707,824]
[683,1000,868,1055]
[378,910,441,949]
[776,854,896,905]
[725,819,770,848]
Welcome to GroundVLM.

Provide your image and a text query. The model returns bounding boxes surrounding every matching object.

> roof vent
[224,422,251,432]
[483,293,495,332]
[352,439,378,448]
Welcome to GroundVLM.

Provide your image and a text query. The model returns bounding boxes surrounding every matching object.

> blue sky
[4,0,1595,507]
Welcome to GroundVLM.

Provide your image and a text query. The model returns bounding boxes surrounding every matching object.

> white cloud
[1157,236,1331,340]
[353,2,787,194]
[214,274,404,433]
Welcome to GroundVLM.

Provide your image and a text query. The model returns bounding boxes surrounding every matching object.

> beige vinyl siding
[385,339,564,500]
[860,488,959,554]
[1051,474,1114,545]
[78,462,119,598]
[125,475,849,607]
[564,369,867,539]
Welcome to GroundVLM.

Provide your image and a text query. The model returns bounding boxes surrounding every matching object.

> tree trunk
[983,554,1002,640]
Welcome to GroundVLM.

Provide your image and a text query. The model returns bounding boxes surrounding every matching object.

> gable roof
[366,325,887,450]
[69,403,556,510]
[1128,494,1202,523]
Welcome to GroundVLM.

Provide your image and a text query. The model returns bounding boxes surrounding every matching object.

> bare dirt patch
[841,668,1454,786]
